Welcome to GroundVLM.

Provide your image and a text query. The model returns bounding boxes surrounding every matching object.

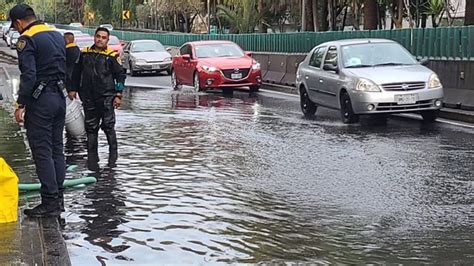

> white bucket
[65,98,86,138]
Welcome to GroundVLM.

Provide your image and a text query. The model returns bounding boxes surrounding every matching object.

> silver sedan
[296,39,444,123]
[121,40,172,76]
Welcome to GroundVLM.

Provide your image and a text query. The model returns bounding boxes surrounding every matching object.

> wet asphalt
[1,71,473,264]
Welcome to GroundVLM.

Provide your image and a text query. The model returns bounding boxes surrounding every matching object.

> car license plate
[395,94,418,105]
[231,73,242,79]
[151,64,160,70]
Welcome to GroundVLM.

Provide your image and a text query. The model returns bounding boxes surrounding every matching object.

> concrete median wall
[428,60,474,110]
[253,52,474,111]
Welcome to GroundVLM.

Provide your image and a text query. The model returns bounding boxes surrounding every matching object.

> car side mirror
[419,58,430,66]
[182,54,191,61]
[323,63,338,73]
[245,51,253,57]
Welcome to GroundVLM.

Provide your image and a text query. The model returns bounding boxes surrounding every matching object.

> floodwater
[2,87,473,264]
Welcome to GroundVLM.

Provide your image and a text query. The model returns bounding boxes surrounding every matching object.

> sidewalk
[0,49,71,264]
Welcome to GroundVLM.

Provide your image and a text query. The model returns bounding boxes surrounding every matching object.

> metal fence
[59,25,474,60]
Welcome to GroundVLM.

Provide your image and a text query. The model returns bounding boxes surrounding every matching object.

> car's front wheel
[129,61,137,76]
[193,72,202,92]
[340,91,359,124]
[420,110,438,122]
[300,87,317,118]
[171,69,182,90]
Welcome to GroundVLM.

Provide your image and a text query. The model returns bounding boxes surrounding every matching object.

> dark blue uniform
[16,21,67,201]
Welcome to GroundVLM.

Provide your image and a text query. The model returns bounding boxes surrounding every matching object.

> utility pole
[155,0,158,30]
[301,0,306,31]
[54,0,57,24]
[207,0,211,34]
[121,0,124,29]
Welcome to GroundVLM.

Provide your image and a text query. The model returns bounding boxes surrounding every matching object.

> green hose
[18,176,97,192]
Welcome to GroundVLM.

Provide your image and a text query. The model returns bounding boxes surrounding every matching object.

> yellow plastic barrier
[0,157,18,223]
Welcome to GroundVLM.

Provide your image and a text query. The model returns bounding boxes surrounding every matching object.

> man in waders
[70,27,125,170]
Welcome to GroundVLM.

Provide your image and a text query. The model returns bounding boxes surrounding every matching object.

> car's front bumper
[198,69,262,89]
[133,61,171,72]
[349,87,444,114]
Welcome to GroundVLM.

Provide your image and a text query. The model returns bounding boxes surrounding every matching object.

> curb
[439,109,474,124]
[261,83,474,124]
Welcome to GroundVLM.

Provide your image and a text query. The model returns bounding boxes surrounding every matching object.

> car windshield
[109,36,120,45]
[341,42,417,68]
[194,43,244,58]
[131,42,165,53]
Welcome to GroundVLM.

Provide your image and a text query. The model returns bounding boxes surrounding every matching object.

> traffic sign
[87,12,95,20]
[0,14,7,20]
[122,10,131,20]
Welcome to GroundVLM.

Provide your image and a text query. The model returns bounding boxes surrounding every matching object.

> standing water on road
[4,87,474,264]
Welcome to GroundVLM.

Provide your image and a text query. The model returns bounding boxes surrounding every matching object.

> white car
[69,22,83,28]
[2,23,11,41]
[6,30,18,47]
[121,40,172,76]
[99,24,114,31]
[10,32,20,49]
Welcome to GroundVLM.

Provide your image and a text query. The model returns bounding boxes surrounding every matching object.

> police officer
[70,27,125,170]
[10,4,67,217]
[64,32,80,92]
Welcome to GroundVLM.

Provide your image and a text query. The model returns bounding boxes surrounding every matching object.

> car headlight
[356,78,381,92]
[135,59,147,64]
[428,73,441,88]
[163,57,171,62]
[202,65,218,72]
[252,63,261,70]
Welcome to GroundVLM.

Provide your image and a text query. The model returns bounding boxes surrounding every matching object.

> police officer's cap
[9,4,35,26]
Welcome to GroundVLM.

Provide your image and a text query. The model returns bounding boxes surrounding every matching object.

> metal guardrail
[57,25,474,60]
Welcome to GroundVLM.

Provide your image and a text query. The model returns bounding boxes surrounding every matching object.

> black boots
[87,133,100,171]
[87,132,119,169]
[59,192,65,212]
[105,130,118,167]
[24,196,61,218]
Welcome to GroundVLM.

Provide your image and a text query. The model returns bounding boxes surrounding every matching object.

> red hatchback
[171,41,262,92]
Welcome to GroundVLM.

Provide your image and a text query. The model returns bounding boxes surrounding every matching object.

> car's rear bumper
[350,87,444,114]
[199,69,262,89]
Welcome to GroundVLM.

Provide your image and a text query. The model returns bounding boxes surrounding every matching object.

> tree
[465,0,473,25]
[364,0,378,29]
[217,0,261,33]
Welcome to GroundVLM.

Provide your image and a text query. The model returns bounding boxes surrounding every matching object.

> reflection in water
[8,88,474,264]
[81,169,129,254]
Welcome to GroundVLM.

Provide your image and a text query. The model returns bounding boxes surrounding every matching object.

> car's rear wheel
[171,69,182,90]
[193,72,202,92]
[300,87,317,118]
[420,110,438,122]
[340,91,359,124]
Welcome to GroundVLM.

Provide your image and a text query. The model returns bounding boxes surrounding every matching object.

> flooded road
[3,83,473,264]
